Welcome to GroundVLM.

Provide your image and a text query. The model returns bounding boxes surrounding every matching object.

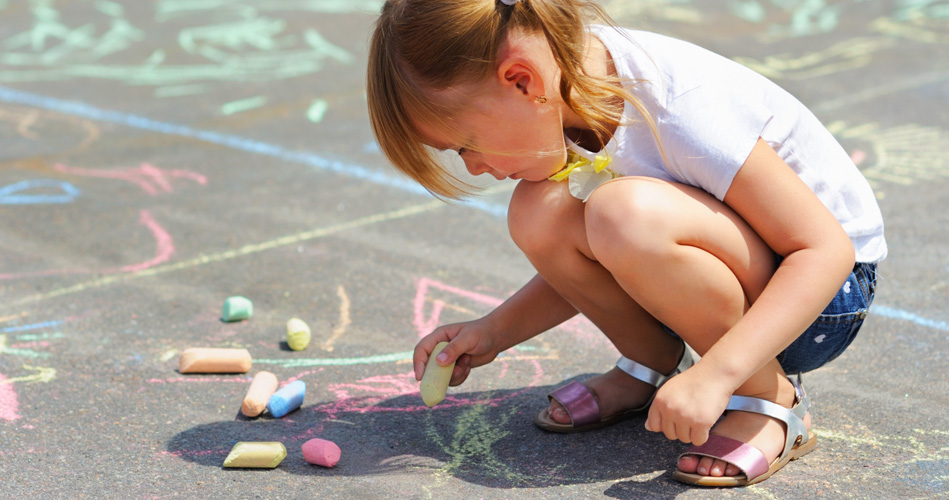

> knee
[508,180,581,258]
[584,179,675,267]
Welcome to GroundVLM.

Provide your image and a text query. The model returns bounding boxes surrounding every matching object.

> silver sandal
[673,374,817,486]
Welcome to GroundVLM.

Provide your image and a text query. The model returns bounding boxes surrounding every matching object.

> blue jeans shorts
[776,262,878,374]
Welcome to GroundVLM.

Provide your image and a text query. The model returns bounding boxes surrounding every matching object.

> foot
[545,365,660,424]
[675,377,812,478]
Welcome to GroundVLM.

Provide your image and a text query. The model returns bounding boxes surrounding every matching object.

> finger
[677,422,692,444]
[436,334,476,366]
[413,328,454,380]
[644,406,661,433]
[661,414,678,441]
[449,355,471,386]
[691,424,710,446]
[451,365,472,387]
[413,342,430,381]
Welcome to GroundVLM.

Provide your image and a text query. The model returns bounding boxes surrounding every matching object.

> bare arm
[645,138,856,445]
[704,137,855,390]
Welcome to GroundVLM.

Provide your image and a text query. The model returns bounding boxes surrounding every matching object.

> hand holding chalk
[419,341,455,407]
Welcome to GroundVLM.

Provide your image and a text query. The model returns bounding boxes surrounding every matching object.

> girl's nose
[464,157,492,177]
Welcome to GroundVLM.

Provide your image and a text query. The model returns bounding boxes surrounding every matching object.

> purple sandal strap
[678,435,770,480]
[548,381,600,427]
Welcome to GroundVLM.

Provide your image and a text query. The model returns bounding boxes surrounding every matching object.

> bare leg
[583,177,807,477]
[508,180,683,421]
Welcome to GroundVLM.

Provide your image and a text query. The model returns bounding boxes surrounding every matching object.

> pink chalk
[302,438,341,468]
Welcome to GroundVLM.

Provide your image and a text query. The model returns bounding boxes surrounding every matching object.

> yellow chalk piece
[420,342,455,407]
[178,348,252,374]
[223,442,287,468]
[286,317,311,351]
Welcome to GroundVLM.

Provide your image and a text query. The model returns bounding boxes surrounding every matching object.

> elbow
[830,231,856,284]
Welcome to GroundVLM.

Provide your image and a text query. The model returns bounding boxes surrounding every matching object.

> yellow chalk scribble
[321,285,351,352]
[0,365,57,385]
[833,122,949,197]
[733,37,896,80]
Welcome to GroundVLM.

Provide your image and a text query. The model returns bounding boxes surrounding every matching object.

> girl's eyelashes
[457,147,468,156]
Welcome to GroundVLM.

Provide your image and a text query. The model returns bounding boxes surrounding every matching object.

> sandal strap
[678,435,770,480]
[725,374,811,461]
[547,381,600,427]
[615,343,694,388]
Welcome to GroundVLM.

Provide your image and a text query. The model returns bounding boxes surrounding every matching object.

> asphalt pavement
[0,1,946,499]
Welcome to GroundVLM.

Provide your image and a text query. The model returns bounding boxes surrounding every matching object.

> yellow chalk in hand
[420,341,455,407]
[286,317,311,351]
[223,442,287,468]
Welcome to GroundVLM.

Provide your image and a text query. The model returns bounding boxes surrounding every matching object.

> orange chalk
[241,371,278,417]
[178,348,252,374]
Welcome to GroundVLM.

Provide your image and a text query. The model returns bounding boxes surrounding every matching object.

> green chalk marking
[143,50,166,66]
[155,83,209,98]
[15,332,65,341]
[0,334,51,359]
[307,99,328,123]
[221,96,267,115]
[95,0,124,17]
[256,351,412,368]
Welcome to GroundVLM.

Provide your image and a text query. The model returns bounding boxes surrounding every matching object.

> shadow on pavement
[167,376,688,497]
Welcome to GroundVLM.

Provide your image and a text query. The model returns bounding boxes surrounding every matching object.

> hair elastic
[499,0,521,5]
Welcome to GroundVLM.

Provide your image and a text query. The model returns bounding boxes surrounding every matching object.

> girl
[367,0,885,487]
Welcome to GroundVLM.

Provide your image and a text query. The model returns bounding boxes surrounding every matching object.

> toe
[724,463,742,476]
[677,454,699,474]
[697,456,715,476]
[709,459,728,477]
[548,401,571,424]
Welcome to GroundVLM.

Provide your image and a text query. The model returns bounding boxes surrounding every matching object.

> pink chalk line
[414,277,607,347]
[311,359,545,420]
[414,278,503,338]
[0,372,20,421]
[158,449,229,458]
[0,209,173,279]
[54,163,207,196]
[0,448,44,456]
[851,149,867,166]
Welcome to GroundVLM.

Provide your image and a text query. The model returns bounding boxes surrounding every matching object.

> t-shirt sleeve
[658,81,773,201]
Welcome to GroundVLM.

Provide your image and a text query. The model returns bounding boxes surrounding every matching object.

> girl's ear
[497,57,545,100]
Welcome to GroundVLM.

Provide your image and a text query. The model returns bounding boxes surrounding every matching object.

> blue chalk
[267,380,306,418]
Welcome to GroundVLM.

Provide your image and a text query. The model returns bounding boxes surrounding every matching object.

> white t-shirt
[569,26,887,264]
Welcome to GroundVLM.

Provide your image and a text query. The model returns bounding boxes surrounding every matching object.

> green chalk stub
[223,442,287,469]
[222,296,253,322]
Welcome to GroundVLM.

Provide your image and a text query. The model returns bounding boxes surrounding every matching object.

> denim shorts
[776,262,878,374]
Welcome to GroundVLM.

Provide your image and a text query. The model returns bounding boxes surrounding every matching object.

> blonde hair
[367,0,659,200]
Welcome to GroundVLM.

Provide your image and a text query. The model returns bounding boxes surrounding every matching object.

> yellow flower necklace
[547,151,618,202]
